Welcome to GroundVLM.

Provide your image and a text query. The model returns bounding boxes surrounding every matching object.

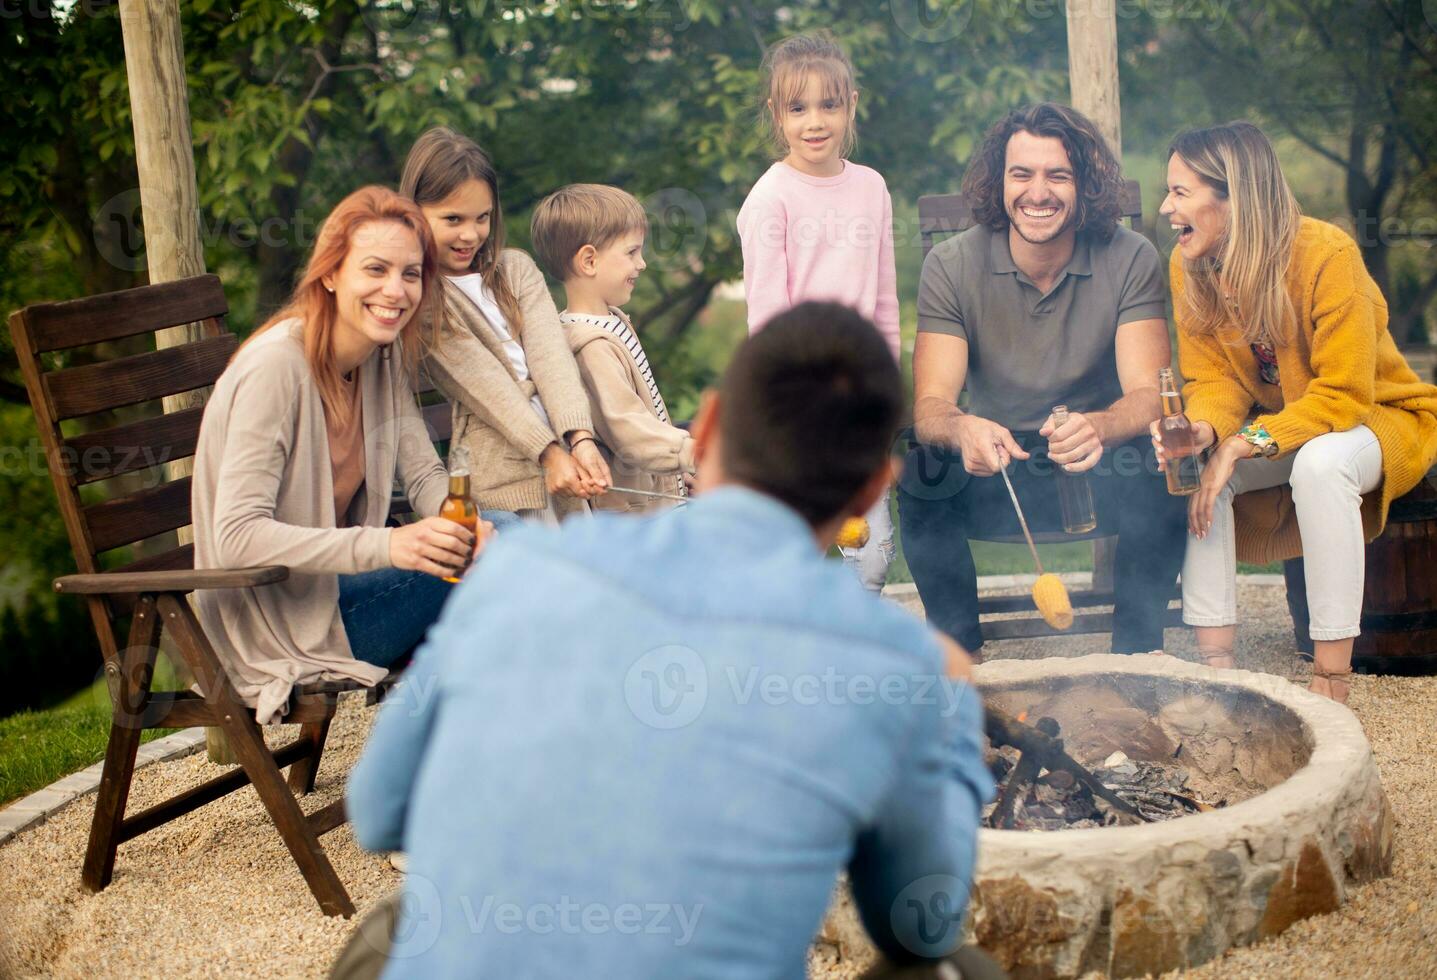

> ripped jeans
[841,489,895,593]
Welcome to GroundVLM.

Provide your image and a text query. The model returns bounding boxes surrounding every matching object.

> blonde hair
[530,184,648,282]
[1169,122,1302,345]
[761,32,858,160]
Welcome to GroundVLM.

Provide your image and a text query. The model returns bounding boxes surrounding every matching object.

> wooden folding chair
[913,180,1181,641]
[8,274,393,917]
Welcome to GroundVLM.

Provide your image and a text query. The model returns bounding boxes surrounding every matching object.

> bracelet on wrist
[1237,422,1278,458]
[568,436,597,451]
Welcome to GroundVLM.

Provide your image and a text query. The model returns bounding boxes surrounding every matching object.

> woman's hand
[1188,436,1253,539]
[567,433,612,496]
[390,516,478,578]
[1150,418,1216,473]
[541,443,591,499]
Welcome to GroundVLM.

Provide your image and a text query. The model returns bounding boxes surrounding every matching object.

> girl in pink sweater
[737,31,900,591]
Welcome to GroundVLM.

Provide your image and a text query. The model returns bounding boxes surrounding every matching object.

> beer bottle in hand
[1157,368,1202,496]
[1051,405,1098,534]
[439,459,479,583]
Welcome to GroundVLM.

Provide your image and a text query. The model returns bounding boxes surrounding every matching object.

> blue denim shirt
[347,487,994,979]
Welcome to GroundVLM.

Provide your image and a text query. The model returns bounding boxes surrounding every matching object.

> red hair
[246,185,439,423]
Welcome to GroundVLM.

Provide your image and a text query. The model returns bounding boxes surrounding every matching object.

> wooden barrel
[1285,469,1437,675]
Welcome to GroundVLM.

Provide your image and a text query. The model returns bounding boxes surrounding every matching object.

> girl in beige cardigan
[193,187,507,723]
[401,127,612,518]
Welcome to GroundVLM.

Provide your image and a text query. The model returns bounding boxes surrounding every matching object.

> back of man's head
[718,302,902,527]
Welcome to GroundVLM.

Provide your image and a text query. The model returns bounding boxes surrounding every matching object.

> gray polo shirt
[917,224,1167,430]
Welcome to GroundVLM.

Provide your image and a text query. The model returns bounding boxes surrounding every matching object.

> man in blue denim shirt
[344,303,996,979]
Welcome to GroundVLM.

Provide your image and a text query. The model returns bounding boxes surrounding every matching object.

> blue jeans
[898,432,1186,653]
[340,510,520,667]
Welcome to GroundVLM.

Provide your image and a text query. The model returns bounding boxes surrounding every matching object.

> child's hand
[569,437,612,496]
[541,443,592,499]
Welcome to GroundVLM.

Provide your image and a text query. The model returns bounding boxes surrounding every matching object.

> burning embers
[982,708,1223,830]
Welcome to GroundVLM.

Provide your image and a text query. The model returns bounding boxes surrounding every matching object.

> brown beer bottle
[438,465,479,583]
[1157,368,1202,496]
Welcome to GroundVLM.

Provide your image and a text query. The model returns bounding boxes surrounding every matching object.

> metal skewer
[603,485,689,503]
[996,450,1045,576]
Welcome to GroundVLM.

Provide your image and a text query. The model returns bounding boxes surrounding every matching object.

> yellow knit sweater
[1172,216,1437,563]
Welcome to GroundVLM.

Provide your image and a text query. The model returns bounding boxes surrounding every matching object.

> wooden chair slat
[63,406,205,485]
[45,333,237,421]
[23,274,227,353]
[112,542,194,574]
[83,476,192,554]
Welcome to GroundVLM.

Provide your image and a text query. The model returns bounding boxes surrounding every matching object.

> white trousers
[841,488,896,593]
[1182,425,1383,640]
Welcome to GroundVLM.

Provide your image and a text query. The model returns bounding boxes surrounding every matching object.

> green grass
[0,665,181,808]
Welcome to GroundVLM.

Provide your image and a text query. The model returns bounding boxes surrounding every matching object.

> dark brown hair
[399,127,524,335]
[961,103,1123,242]
[719,302,901,527]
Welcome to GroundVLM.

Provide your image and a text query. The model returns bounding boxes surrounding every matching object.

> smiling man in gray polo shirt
[898,103,1187,656]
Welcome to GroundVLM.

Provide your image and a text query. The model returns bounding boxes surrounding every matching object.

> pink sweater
[736,161,900,361]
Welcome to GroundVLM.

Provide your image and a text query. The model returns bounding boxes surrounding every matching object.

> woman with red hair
[192,186,515,723]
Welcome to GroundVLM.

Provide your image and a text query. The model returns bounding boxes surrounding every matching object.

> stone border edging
[0,729,207,846]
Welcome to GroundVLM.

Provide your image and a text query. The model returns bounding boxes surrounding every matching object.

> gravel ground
[2,582,1434,978]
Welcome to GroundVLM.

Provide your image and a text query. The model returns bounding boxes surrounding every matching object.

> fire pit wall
[821,655,1394,979]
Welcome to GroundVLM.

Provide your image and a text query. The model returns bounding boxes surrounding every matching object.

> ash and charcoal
[983,746,1224,831]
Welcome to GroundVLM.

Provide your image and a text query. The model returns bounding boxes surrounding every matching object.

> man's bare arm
[912,332,1028,475]
[1044,318,1171,470]
[1092,317,1170,444]
[912,332,969,448]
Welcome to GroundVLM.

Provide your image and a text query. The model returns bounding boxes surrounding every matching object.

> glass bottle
[1157,367,1202,496]
[438,456,479,584]
[1051,404,1097,534]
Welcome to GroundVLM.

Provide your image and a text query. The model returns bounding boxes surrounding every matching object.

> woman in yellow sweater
[1154,121,1437,703]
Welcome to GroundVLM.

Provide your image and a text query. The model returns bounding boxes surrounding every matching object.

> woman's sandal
[1197,646,1236,670]
[1309,664,1354,705]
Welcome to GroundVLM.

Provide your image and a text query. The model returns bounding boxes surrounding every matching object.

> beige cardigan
[192,321,449,724]
[566,312,695,514]
[423,250,594,511]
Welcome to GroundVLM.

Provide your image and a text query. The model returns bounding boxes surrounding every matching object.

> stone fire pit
[822,654,1394,978]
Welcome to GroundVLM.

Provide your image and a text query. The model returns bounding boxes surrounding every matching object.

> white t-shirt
[448,273,550,428]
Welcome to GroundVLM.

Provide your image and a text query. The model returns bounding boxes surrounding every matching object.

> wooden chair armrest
[54,566,289,595]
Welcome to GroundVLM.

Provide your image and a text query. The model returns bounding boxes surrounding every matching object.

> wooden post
[1065,0,1122,160]
[118,0,232,763]
[1066,0,1122,596]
